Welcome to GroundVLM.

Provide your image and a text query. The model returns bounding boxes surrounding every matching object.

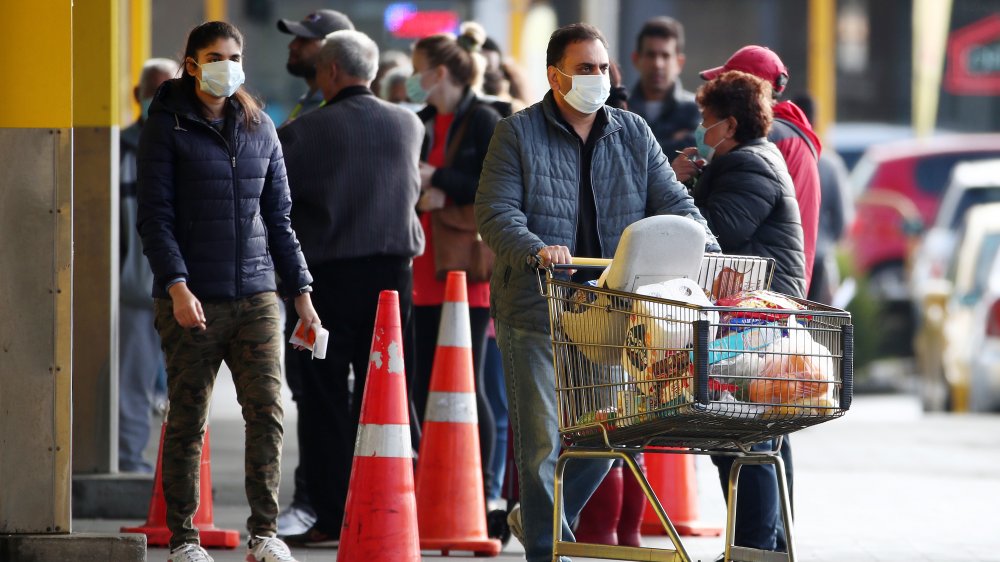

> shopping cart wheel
[486,508,511,545]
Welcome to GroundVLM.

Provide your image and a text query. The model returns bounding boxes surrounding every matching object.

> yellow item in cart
[762,396,838,419]
[561,291,630,366]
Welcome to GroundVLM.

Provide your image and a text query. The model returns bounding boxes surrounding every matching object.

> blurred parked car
[847,135,1000,302]
[916,203,1000,412]
[909,159,1000,305]
[968,253,1000,413]
[827,122,918,171]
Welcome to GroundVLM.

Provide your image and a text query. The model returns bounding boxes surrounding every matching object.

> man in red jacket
[700,46,822,292]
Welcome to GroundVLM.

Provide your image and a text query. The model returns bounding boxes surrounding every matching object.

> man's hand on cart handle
[538,245,572,268]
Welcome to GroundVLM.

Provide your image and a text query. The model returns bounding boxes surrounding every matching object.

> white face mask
[555,67,611,114]
[195,59,245,98]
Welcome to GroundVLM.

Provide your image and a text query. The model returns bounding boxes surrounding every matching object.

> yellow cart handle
[570,257,612,267]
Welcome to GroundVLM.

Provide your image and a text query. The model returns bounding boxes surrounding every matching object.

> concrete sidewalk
[75,373,1000,561]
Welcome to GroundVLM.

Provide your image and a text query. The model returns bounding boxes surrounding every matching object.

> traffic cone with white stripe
[415,271,502,556]
[121,420,240,548]
[337,290,420,562]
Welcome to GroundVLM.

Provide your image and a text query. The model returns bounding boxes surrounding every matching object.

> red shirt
[412,113,491,308]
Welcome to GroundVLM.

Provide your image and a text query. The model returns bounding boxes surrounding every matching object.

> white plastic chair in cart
[538,254,854,562]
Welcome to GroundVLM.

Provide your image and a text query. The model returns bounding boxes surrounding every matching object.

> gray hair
[317,30,379,82]
[140,58,179,90]
[380,64,413,99]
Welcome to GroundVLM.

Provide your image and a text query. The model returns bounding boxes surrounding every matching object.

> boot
[617,454,646,547]
[573,465,623,545]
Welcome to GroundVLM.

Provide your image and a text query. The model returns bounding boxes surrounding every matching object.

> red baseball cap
[699,45,789,93]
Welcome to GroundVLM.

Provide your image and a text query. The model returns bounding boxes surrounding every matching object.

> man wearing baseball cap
[274,10,355,537]
[277,9,355,126]
[699,45,822,557]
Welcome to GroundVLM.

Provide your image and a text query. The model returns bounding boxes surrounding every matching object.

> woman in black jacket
[672,70,804,553]
[406,22,506,494]
[136,21,318,562]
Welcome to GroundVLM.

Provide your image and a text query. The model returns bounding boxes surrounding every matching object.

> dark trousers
[411,304,495,490]
[710,437,794,551]
[294,256,413,535]
[281,321,313,510]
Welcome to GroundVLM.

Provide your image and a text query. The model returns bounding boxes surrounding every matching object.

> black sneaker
[282,526,340,548]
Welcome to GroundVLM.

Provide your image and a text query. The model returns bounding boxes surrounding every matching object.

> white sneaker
[247,536,298,562]
[167,543,214,562]
[276,504,316,537]
[506,503,524,546]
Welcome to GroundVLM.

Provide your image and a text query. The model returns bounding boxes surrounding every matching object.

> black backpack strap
[774,117,818,161]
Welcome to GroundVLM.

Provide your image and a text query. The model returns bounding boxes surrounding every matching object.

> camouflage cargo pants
[154,291,284,549]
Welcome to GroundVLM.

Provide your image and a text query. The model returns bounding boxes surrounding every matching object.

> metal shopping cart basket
[542,254,854,562]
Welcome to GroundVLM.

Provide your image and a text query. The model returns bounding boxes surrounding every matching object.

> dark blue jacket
[692,138,806,298]
[137,79,312,300]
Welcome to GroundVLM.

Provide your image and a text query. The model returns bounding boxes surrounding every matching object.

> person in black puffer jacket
[136,21,318,562]
[674,71,806,298]
[672,70,804,555]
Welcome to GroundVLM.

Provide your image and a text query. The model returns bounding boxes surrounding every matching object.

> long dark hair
[181,21,262,128]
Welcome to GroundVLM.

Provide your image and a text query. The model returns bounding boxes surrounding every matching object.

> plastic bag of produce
[749,329,836,404]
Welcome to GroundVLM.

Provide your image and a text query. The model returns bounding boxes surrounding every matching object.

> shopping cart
[541,254,854,562]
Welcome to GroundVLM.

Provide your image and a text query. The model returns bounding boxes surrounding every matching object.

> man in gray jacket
[278,29,425,547]
[475,23,719,562]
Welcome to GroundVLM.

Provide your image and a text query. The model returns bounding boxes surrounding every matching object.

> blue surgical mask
[140,97,153,121]
[195,59,245,98]
[694,119,726,162]
[405,72,430,105]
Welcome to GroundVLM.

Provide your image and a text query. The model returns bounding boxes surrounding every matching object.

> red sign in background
[385,3,459,39]
[945,13,1000,95]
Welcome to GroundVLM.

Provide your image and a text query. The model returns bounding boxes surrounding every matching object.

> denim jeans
[495,320,612,562]
[118,303,162,473]
[710,437,792,551]
[484,335,509,501]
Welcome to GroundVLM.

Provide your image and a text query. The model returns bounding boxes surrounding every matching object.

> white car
[968,252,1000,412]
[936,203,1000,411]
[909,159,1000,306]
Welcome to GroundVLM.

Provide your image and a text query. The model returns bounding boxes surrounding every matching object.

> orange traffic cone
[415,271,502,557]
[338,290,421,562]
[121,422,240,548]
[640,448,721,537]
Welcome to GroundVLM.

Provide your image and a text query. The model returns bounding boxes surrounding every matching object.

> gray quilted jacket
[475,93,720,332]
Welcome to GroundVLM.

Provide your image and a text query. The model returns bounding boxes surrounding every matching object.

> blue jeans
[495,320,612,562]
[118,303,162,473]
[484,335,509,501]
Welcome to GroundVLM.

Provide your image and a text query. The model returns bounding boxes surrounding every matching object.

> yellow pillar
[0,0,74,533]
[509,0,528,61]
[0,4,73,128]
[807,0,836,139]
[205,0,227,21]
[72,0,121,474]
[127,0,152,122]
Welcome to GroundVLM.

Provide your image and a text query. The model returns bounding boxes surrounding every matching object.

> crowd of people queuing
[120,8,848,562]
